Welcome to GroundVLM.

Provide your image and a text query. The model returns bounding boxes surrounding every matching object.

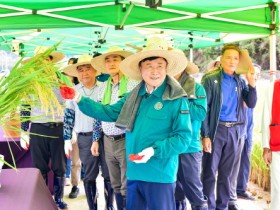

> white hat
[63,54,98,77]
[120,37,188,80]
[91,46,133,73]
[22,46,64,64]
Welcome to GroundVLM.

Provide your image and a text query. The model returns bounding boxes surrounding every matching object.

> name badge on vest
[154,102,163,110]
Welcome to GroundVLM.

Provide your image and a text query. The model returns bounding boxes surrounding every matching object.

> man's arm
[200,76,212,139]
[241,77,257,108]
[77,95,126,122]
[262,82,274,164]
[201,76,213,153]
[63,101,75,141]
[188,83,207,122]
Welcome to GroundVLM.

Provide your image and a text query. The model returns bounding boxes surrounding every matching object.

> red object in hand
[129,154,144,161]
[60,85,75,99]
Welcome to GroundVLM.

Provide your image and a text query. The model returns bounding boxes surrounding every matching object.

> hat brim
[91,51,133,74]
[120,50,188,80]
[185,63,199,75]
[22,52,65,64]
[63,62,99,77]
[185,68,199,75]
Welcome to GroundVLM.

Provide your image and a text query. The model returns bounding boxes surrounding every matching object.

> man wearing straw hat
[172,57,208,210]
[89,46,139,210]
[63,54,114,210]
[20,46,68,209]
[60,37,192,210]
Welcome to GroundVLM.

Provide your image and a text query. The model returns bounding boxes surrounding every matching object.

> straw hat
[91,46,133,73]
[168,48,199,75]
[22,46,64,64]
[207,56,221,72]
[185,62,199,75]
[120,37,188,80]
[63,54,98,77]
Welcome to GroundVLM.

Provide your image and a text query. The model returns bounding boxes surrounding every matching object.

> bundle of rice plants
[0,42,68,169]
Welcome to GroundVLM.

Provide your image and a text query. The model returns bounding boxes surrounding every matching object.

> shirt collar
[139,78,167,98]
[222,70,235,79]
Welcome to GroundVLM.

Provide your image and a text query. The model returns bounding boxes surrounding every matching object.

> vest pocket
[269,124,280,147]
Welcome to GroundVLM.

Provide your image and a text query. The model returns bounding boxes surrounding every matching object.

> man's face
[139,57,167,89]
[221,49,240,74]
[77,64,97,84]
[104,54,123,76]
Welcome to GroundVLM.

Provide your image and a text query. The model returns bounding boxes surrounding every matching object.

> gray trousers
[104,135,127,196]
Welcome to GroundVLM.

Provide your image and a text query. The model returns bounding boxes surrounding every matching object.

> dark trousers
[127,180,176,210]
[236,136,253,193]
[237,108,254,193]
[30,123,66,176]
[176,152,207,206]
[202,125,239,210]
[78,135,110,183]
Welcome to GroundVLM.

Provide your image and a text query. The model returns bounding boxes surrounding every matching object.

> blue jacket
[201,69,257,141]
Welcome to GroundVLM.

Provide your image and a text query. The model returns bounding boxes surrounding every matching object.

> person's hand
[64,140,73,158]
[60,85,81,102]
[71,131,77,144]
[20,132,30,150]
[130,147,154,163]
[91,141,99,156]
[263,148,272,165]
[246,70,256,88]
[202,137,212,153]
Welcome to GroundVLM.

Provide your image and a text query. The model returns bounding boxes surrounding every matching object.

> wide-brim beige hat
[22,46,64,64]
[168,48,199,75]
[185,62,199,75]
[63,54,98,77]
[207,56,221,72]
[91,46,133,73]
[120,39,188,80]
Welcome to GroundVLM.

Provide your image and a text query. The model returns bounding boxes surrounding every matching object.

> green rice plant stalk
[250,141,270,189]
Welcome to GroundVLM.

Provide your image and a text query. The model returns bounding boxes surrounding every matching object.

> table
[0,128,54,194]
[0,129,32,169]
[0,168,57,210]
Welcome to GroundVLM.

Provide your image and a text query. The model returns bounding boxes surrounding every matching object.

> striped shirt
[98,79,139,136]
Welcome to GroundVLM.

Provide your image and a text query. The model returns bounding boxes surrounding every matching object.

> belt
[78,132,93,136]
[33,122,63,128]
[105,133,125,141]
[219,121,244,128]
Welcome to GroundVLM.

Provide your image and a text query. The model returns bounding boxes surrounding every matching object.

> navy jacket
[201,69,257,141]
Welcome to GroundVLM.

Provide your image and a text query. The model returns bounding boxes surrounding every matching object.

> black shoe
[228,204,243,210]
[237,192,256,201]
[55,199,68,209]
[69,186,79,198]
